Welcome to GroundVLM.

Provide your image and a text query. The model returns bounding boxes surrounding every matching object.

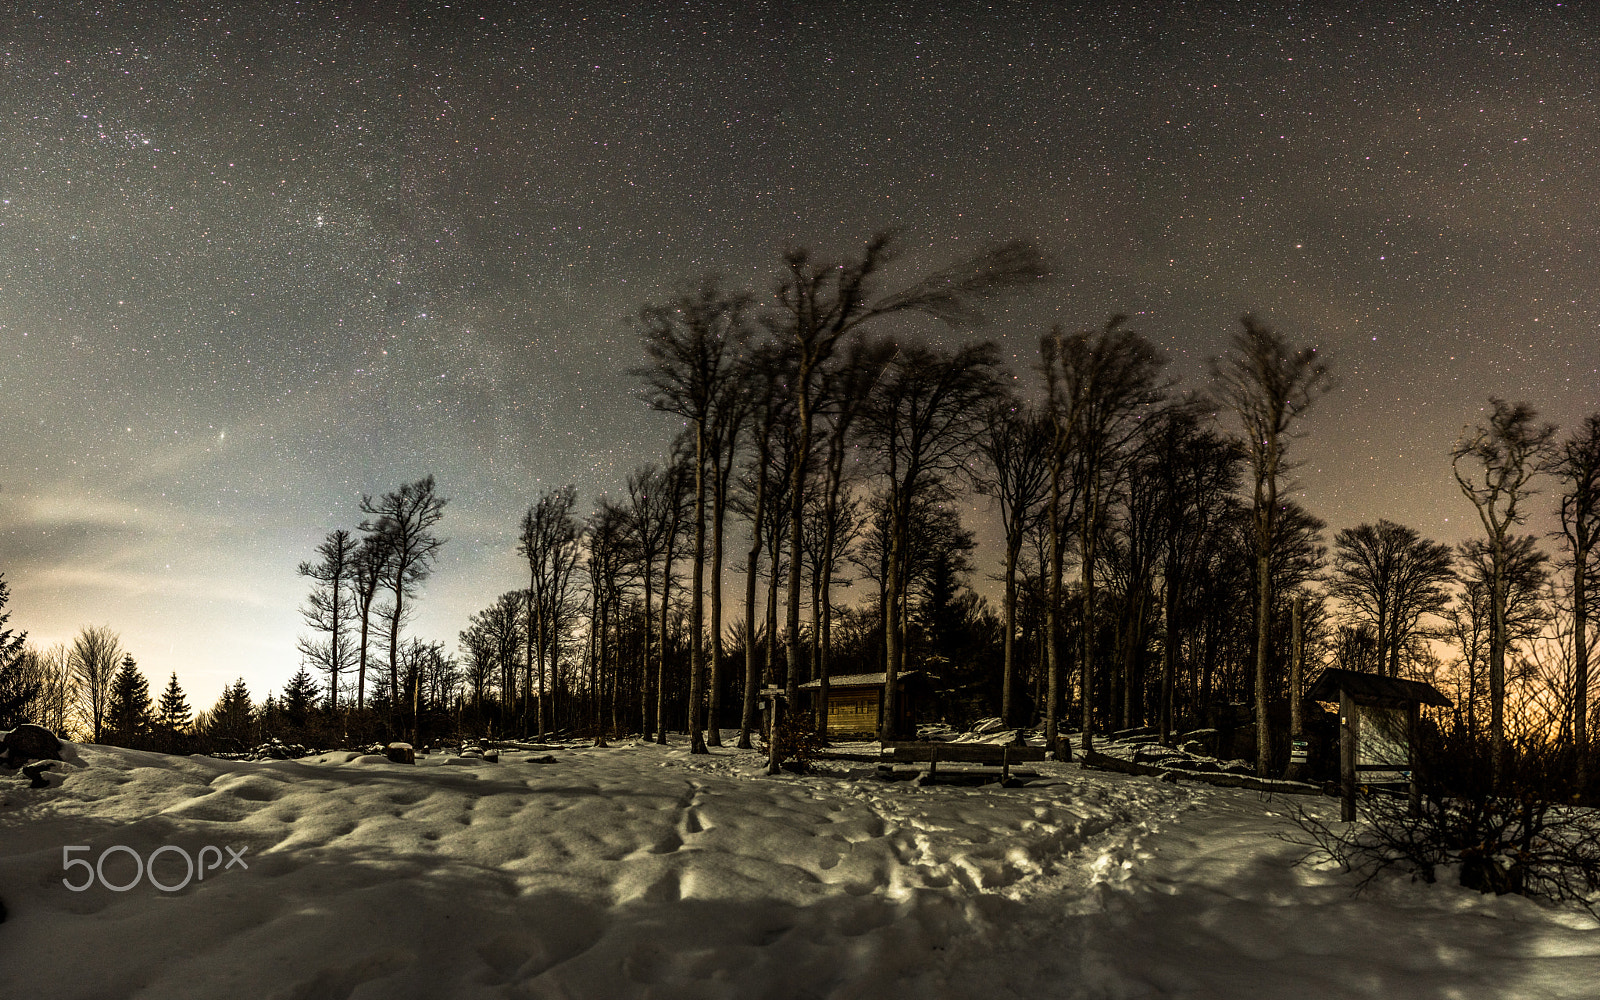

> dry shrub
[1287,733,1600,914]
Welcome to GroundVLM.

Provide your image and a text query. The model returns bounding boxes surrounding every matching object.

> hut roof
[798,670,928,690]
[1306,668,1452,709]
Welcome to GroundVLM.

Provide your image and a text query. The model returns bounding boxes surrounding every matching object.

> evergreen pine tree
[282,668,318,731]
[156,672,191,732]
[257,693,282,737]
[106,654,152,746]
[0,573,35,729]
[205,679,254,748]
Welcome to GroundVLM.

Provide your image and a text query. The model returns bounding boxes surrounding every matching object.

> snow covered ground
[2,734,1596,999]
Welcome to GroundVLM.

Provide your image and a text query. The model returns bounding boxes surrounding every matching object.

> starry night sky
[2,2,1596,707]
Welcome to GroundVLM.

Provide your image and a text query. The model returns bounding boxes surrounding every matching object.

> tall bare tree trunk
[707,486,726,747]
[786,392,812,712]
[739,475,766,748]
[688,424,709,753]
[656,531,674,745]
[1045,455,1067,759]
[1160,574,1179,746]
[1002,536,1020,729]
[880,506,905,742]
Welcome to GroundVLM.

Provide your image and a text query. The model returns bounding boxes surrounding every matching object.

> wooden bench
[880,741,1047,784]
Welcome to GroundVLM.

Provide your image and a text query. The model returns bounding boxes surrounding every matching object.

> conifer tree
[282,668,319,732]
[156,672,191,732]
[0,573,34,729]
[205,679,254,747]
[106,654,152,746]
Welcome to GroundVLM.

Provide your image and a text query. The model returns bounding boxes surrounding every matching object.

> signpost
[759,685,786,776]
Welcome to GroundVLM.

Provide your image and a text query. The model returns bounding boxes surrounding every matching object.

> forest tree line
[1,235,1596,790]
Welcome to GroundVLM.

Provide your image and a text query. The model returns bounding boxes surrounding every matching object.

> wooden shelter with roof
[1307,668,1452,821]
[799,671,933,739]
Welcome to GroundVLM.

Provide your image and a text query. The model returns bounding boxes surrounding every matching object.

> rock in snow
[0,724,64,766]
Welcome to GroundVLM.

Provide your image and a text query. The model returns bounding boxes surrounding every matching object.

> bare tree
[768,234,1051,744]
[626,464,675,737]
[1212,314,1332,777]
[859,339,1003,741]
[634,279,751,753]
[70,625,123,743]
[1454,535,1552,743]
[457,614,496,719]
[1452,398,1558,784]
[350,530,393,712]
[360,476,447,740]
[1041,316,1170,758]
[706,370,755,746]
[1144,401,1242,746]
[733,343,792,748]
[1329,520,1456,679]
[7,643,73,735]
[653,449,692,743]
[461,590,525,722]
[297,528,357,713]
[585,499,636,745]
[1546,413,1600,787]
[810,334,896,737]
[973,397,1053,730]
[519,486,582,736]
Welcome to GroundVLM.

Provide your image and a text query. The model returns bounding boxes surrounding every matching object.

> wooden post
[764,687,784,776]
[1340,688,1359,822]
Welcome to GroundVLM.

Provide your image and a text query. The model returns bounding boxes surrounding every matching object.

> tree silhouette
[203,678,255,748]
[1329,520,1455,679]
[1454,534,1552,745]
[810,334,896,737]
[0,573,33,730]
[1212,314,1331,776]
[520,485,582,736]
[626,464,676,738]
[634,279,751,753]
[1546,413,1600,787]
[1452,398,1558,784]
[351,531,393,711]
[1143,400,1242,745]
[974,398,1053,731]
[705,349,757,746]
[156,672,191,733]
[361,476,447,740]
[859,339,1003,740]
[1041,316,1169,757]
[297,528,357,713]
[769,234,1050,747]
[281,667,319,732]
[71,625,123,744]
[107,654,151,746]
[732,341,792,748]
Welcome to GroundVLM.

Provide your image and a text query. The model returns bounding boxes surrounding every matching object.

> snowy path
[1,738,1595,999]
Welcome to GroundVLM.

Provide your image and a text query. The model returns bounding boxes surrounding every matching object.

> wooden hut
[799,671,933,739]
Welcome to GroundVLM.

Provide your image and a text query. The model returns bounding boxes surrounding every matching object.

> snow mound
[1,737,1595,998]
